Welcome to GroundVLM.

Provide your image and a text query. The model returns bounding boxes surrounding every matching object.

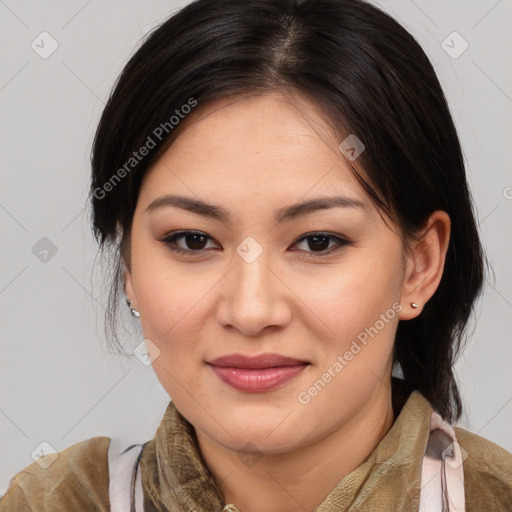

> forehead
[138,92,369,212]
[165,91,341,159]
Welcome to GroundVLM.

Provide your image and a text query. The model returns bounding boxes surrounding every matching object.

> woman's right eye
[157,231,219,256]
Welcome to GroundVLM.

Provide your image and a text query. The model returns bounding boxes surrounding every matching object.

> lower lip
[209,364,308,392]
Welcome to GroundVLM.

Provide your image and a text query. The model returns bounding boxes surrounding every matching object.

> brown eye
[292,232,351,257]
[180,233,208,250]
[158,230,218,255]
[305,235,331,251]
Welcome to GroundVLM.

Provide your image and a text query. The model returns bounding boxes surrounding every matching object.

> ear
[124,266,137,307]
[398,210,451,320]
[120,227,137,308]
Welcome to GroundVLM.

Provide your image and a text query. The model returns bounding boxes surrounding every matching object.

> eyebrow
[145,194,366,223]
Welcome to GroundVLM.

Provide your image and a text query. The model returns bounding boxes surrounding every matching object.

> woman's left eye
[292,232,350,256]
[157,231,350,257]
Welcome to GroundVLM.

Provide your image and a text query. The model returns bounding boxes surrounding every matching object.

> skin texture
[124,91,450,512]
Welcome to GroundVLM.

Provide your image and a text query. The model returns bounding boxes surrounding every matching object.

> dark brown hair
[89,0,485,423]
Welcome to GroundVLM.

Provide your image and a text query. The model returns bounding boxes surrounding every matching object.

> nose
[216,245,292,337]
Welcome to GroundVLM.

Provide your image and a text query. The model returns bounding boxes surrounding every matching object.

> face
[125,91,410,454]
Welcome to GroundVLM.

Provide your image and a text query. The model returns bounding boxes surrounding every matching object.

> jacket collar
[140,378,432,511]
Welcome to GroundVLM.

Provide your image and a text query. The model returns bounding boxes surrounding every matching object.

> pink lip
[207,353,309,392]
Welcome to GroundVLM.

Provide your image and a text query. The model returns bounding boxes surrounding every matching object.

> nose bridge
[232,236,274,303]
[218,235,290,334]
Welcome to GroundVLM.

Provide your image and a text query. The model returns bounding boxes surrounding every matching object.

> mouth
[206,353,310,392]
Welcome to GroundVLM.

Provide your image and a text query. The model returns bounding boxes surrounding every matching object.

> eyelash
[156,230,351,258]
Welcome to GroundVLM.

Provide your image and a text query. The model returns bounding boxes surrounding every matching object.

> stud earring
[126,297,140,318]
[410,302,419,309]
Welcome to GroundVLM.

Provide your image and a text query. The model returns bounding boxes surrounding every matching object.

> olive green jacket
[2,381,511,511]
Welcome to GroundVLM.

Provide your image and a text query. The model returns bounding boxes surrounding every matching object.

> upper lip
[207,353,309,369]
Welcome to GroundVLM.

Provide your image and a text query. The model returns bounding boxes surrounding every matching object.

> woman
[1,0,511,511]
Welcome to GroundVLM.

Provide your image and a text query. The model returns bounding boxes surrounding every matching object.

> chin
[225,430,304,456]
[218,412,313,453]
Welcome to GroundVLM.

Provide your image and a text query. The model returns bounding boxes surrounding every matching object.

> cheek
[132,232,210,330]
[137,274,211,357]
[301,249,403,343]
[130,241,211,369]
[135,263,213,404]
[296,261,402,419]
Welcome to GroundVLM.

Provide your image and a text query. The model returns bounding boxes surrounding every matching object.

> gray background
[1,0,511,494]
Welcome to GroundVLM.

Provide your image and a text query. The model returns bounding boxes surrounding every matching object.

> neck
[195,383,395,512]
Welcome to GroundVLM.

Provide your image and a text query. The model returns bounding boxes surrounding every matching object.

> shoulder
[0,436,111,512]
[454,426,512,511]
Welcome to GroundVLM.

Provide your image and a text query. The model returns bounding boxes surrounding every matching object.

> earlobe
[398,211,451,320]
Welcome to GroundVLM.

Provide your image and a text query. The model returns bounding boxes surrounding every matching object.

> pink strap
[418,410,466,511]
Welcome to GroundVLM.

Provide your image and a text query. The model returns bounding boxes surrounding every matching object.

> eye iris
[308,235,330,251]
[186,233,207,250]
